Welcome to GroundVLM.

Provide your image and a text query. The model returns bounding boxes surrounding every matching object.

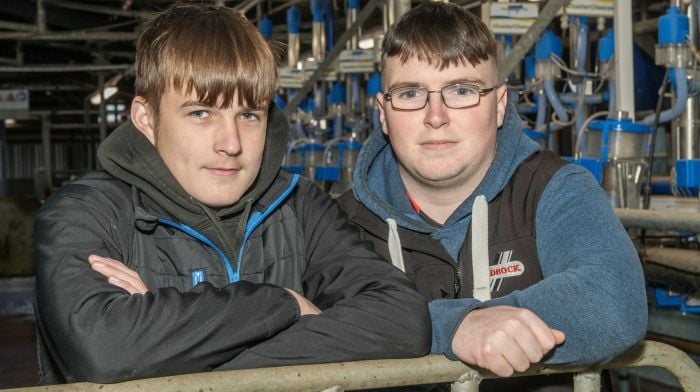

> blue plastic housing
[659,6,689,45]
[535,30,562,61]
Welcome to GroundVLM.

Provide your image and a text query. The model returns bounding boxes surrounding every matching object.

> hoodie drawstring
[471,195,491,302]
[386,218,406,273]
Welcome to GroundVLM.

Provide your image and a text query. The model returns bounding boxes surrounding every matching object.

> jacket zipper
[454,261,463,298]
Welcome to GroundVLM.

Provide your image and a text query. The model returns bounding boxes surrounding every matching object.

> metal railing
[615,208,700,233]
[5,340,699,391]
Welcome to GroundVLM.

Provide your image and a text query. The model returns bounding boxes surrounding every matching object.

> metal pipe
[451,371,482,392]
[346,7,359,50]
[5,341,699,392]
[0,20,37,32]
[0,85,92,92]
[43,0,153,19]
[0,31,137,41]
[672,95,700,161]
[82,98,91,170]
[40,114,52,189]
[615,0,636,117]
[37,0,47,34]
[312,21,326,60]
[615,208,700,233]
[98,73,107,143]
[0,120,7,197]
[645,247,700,274]
[384,0,396,30]
[267,0,304,17]
[237,0,264,15]
[499,0,573,82]
[16,41,22,65]
[573,371,601,392]
[0,64,131,73]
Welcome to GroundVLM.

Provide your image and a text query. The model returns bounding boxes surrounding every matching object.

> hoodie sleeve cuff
[428,298,481,360]
[429,295,524,360]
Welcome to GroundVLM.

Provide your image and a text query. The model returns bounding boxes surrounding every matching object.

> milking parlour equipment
[275,0,388,195]
[499,0,700,330]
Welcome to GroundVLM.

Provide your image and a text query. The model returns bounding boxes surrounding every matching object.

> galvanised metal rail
[615,208,700,233]
[4,340,699,391]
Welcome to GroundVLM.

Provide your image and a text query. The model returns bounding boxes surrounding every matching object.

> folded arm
[219,183,431,370]
[35,184,300,383]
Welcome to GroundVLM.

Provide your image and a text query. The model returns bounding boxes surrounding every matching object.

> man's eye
[397,88,424,100]
[241,112,261,121]
[451,86,476,96]
[189,110,210,119]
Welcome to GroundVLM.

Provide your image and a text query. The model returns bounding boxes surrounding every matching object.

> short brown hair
[135,3,280,115]
[382,2,497,71]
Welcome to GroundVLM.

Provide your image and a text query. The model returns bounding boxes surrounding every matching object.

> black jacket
[34,110,430,384]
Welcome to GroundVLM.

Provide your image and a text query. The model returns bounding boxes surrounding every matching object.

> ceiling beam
[0,31,137,41]
[44,0,154,19]
[0,63,131,72]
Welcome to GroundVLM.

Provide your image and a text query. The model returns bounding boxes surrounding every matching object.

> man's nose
[215,119,242,156]
[424,92,449,129]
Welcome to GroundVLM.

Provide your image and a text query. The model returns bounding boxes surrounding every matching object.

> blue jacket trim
[157,218,238,284]
[236,174,301,282]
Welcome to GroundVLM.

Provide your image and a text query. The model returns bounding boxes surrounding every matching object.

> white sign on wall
[488,3,539,35]
[0,89,30,111]
[566,0,614,17]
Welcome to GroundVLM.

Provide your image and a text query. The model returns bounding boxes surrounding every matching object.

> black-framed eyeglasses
[382,83,499,111]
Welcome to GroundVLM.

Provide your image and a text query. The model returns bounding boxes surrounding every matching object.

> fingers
[89,255,140,279]
[505,318,545,365]
[482,340,517,377]
[516,309,559,356]
[553,329,566,344]
[89,255,148,295]
[480,331,532,376]
[106,276,146,295]
[452,306,566,378]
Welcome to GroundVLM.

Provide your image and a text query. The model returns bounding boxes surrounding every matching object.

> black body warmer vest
[457,150,568,299]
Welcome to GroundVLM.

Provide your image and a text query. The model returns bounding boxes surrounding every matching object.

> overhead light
[89,86,119,105]
[4,119,15,127]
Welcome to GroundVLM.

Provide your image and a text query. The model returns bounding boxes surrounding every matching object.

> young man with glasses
[338,1,646,386]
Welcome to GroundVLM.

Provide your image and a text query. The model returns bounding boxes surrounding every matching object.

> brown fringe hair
[382,2,498,71]
[134,3,282,117]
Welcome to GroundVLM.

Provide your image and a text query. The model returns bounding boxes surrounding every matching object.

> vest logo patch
[489,261,524,278]
[489,250,524,292]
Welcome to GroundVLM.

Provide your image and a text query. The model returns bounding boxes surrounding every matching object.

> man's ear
[496,85,508,128]
[376,92,388,135]
[130,96,156,145]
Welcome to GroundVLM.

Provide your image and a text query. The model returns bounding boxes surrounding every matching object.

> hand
[89,254,149,295]
[451,306,565,377]
[284,288,321,316]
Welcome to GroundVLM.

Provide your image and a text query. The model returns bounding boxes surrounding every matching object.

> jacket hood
[98,103,289,229]
[352,97,541,235]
